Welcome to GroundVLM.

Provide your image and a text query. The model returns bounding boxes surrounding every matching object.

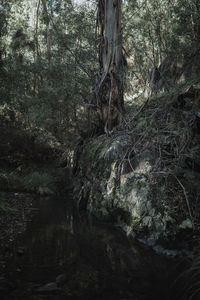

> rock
[56,274,66,287]
[119,173,150,217]
[37,282,62,294]
[38,186,54,196]
[179,219,193,229]
[16,247,25,256]
[74,130,198,256]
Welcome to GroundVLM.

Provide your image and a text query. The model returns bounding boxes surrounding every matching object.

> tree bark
[96,0,125,134]
[33,0,41,95]
[34,0,40,59]
[41,0,51,67]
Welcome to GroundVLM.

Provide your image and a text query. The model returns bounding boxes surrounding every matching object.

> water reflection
[1,195,184,299]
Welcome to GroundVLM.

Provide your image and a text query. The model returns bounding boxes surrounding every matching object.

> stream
[0,193,186,299]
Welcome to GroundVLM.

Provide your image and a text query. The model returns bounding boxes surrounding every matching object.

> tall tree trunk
[96,0,125,134]
[33,0,41,95]
[41,0,51,67]
[34,0,40,59]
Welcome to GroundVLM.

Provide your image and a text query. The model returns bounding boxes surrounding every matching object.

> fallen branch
[173,174,194,229]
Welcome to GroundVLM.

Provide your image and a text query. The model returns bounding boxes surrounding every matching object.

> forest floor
[0,114,68,269]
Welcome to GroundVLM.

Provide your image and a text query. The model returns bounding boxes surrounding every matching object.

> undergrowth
[23,172,54,190]
[121,83,200,230]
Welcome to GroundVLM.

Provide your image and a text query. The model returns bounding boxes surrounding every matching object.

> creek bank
[0,195,188,300]
[0,113,72,267]
[0,110,74,193]
[74,89,200,256]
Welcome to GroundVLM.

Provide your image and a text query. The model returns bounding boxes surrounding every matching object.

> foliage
[0,1,200,295]
[0,0,97,141]
[0,171,22,190]
[23,171,54,190]
[122,81,200,228]
[0,200,17,212]
[1,0,200,136]
[0,191,18,212]
[122,0,200,95]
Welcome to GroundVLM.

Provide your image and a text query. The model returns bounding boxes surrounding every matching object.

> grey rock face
[75,133,194,254]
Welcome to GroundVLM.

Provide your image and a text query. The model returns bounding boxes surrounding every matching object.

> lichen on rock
[74,90,200,255]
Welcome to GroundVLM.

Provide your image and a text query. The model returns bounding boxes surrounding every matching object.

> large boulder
[74,132,196,255]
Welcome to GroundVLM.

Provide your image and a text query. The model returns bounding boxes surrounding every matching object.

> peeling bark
[96,0,125,134]
[34,0,40,59]
[33,0,41,95]
[41,0,51,67]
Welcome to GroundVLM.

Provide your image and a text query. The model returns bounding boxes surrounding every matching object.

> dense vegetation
[0,0,200,298]
[1,0,200,137]
[0,0,96,141]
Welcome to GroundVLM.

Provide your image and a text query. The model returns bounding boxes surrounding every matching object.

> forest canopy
[0,0,200,139]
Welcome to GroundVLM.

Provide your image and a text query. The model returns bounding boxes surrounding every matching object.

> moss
[114,185,121,195]
[131,216,141,230]
[99,143,110,159]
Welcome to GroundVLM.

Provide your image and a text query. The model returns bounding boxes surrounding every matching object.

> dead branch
[173,174,194,229]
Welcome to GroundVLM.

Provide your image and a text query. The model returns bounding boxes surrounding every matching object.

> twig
[117,148,130,178]
[127,130,149,171]
[50,17,92,78]
[128,97,150,124]
[173,174,194,229]
[128,145,135,172]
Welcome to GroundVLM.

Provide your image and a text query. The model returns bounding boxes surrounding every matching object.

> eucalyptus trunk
[33,0,41,95]
[96,0,125,134]
[34,0,40,59]
[41,0,51,67]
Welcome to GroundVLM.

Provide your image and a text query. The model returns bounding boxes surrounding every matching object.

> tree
[41,0,51,67]
[0,0,97,139]
[96,0,125,134]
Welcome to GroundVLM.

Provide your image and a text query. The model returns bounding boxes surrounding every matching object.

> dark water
[0,194,185,299]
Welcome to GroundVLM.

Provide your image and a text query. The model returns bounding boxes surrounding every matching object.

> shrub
[23,172,53,190]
